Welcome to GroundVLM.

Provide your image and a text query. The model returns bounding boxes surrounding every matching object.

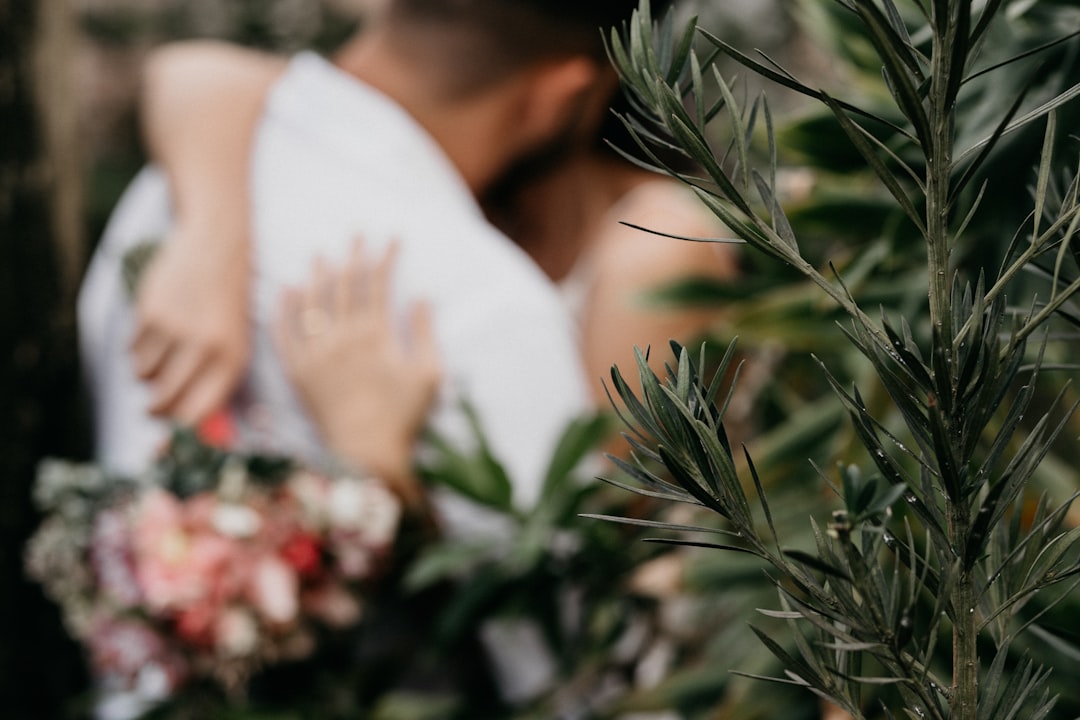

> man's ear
[515,56,603,145]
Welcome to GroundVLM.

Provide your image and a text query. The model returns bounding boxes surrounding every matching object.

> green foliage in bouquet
[371,407,824,719]
[600,1,1080,717]
[410,410,733,719]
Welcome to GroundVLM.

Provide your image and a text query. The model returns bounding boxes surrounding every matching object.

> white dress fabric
[78,52,592,539]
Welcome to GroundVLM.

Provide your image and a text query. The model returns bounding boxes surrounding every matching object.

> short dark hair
[386,0,670,95]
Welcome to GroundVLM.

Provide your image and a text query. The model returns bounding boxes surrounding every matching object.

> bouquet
[25,429,402,708]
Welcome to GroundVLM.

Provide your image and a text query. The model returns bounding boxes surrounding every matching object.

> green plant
[410,410,712,718]
[601,1,1080,717]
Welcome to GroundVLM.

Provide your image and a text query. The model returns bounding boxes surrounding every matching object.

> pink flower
[248,556,299,626]
[133,489,235,613]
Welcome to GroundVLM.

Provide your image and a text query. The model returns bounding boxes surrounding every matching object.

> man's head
[347,0,669,192]
[384,0,643,98]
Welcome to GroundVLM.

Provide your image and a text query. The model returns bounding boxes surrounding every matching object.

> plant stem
[951,541,980,719]
[926,38,954,368]
[928,3,979,718]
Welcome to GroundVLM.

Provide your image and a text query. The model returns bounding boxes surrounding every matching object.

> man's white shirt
[79,52,592,537]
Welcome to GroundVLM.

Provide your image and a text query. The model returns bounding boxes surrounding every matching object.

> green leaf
[402,541,495,592]
[820,93,928,236]
[603,452,696,503]
[698,28,915,141]
[538,413,613,505]
[955,81,1080,166]
[783,549,853,581]
[370,691,462,720]
[967,0,1005,49]
[580,513,741,538]
[963,28,1080,86]
[418,405,514,513]
[851,0,933,149]
[642,537,763,558]
[747,623,825,689]
[855,0,927,84]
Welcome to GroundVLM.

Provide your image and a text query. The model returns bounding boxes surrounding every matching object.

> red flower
[175,603,217,647]
[279,533,323,578]
[197,409,236,448]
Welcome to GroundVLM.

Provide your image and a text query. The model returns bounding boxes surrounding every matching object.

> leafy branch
[600,1,1080,717]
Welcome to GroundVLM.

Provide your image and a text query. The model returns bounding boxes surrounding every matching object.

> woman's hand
[130,41,286,424]
[274,239,440,509]
[131,221,251,424]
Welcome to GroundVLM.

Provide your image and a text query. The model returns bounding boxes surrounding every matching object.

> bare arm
[131,42,287,423]
[583,181,739,404]
[140,41,286,241]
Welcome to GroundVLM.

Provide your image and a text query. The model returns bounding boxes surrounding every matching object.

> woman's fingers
[368,239,398,322]
[273,286,311,374]
[172,363,239,426]
[276,239,426,374]
[147,344,207,417]
[408,300,440,382]
[306,256,332,319]
[131,325,172,380]
[338,237,365,317]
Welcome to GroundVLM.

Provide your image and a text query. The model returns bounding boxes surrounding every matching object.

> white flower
[215,607,259,658]
[250,557,299,625]
[327,478,368,529]
[212,503,262,538]
[286,471,332,529]
[328,477,401,548]
[134,662,172,700]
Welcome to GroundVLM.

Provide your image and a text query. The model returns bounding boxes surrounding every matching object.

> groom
[80,1,646,533]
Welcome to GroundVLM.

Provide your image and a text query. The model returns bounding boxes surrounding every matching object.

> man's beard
[480,122,581,234]
[481,81,596,229]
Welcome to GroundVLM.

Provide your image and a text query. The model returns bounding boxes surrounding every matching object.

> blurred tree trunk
[1,0,90,713]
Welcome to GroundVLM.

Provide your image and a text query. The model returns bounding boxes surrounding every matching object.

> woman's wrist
[326,436,423,510]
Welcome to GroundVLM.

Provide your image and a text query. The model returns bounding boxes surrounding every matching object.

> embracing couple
[80,0,736,541]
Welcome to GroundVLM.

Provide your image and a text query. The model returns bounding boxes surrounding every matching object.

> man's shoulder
[255,54,468,213]
[262,52,415,145]
[404,214,565,306]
